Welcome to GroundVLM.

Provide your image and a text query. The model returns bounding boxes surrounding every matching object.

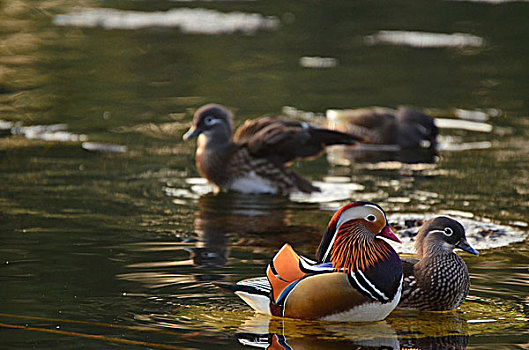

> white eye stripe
[444,227,454,236]
[204,116,221,126]
[365,204,387,222]
[335,205,385,229]
[430,228,454,236]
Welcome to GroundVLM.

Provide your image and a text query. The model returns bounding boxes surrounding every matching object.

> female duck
[183,104,362,195]
[398,216,478,310]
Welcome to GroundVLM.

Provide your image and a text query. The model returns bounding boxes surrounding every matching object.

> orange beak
[380,225,401,243]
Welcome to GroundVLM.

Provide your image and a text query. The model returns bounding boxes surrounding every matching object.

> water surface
[1,1,528,349]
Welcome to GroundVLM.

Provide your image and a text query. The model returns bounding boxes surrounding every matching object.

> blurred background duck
[327,106,439,149]
[398,216,479,311]
[183,104,363,196]
[232,201,403,321]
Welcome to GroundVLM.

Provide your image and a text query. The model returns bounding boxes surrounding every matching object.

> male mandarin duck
[183,104,363,195]
[327,107,438,149]
[398,216,479,311]
[233,201,403,321]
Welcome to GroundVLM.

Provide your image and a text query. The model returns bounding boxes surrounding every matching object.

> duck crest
[330,220,393,273]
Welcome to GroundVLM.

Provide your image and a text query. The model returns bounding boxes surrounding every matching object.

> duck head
[316,201,401,271]
[415,216,478,258]
[183,104,233,147]
[397,107,439,149]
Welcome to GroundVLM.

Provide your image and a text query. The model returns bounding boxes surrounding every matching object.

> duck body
[327,106,438,149]
[400,253,470,311]
[234,202,403,321]
[184,104,362,195]
[195,141,304,195]
[398,216,478,311]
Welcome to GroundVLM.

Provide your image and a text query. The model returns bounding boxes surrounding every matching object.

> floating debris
[389,214,527,253]
[81,142,127,153]
[53,7,280,34]
[299,56,338,68]
[365,31,484,48]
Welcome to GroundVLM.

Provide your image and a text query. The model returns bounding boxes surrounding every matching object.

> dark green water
[1,1,528,349]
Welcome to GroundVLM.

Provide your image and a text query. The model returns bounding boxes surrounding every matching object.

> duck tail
[310,128,366,145]
[233,277,273,315]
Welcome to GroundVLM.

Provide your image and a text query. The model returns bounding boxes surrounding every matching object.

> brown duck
[327,106,439,149]
[183,104,362,195]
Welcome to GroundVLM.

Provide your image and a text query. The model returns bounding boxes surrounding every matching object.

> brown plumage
[398,216,479,311]
[327,106,438,149]
[183,104,362,195]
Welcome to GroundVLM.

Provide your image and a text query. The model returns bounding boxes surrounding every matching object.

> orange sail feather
[266,244,307,303]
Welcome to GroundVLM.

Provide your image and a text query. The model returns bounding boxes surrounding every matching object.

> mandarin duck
[327,107,438,149]
[398,216,478,311]
[233,201,403,321]
[183,104,363,195]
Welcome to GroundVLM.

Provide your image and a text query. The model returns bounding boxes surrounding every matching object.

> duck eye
[204,116,215,126]
[366,214,377,222]
[444,227,453,236]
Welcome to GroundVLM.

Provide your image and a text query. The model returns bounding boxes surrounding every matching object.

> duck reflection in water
[327,143,438,165]
[189,192,315,269]
[390,310,469,350]
[235,311,468,350]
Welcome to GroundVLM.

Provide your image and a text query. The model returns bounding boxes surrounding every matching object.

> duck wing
[233,244,333,315]
[399,257,420,305]
[331,108,397,144]
[400,257,419,277]
[266,243,335,305]
[234,117,362,164]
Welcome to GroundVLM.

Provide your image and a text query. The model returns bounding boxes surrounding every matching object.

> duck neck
[330,224,393,272]
[197,128,232,153]
[415,234,453,259]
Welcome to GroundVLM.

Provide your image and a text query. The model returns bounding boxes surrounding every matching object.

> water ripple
[53,8,280,34]
[365,30,484,48]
